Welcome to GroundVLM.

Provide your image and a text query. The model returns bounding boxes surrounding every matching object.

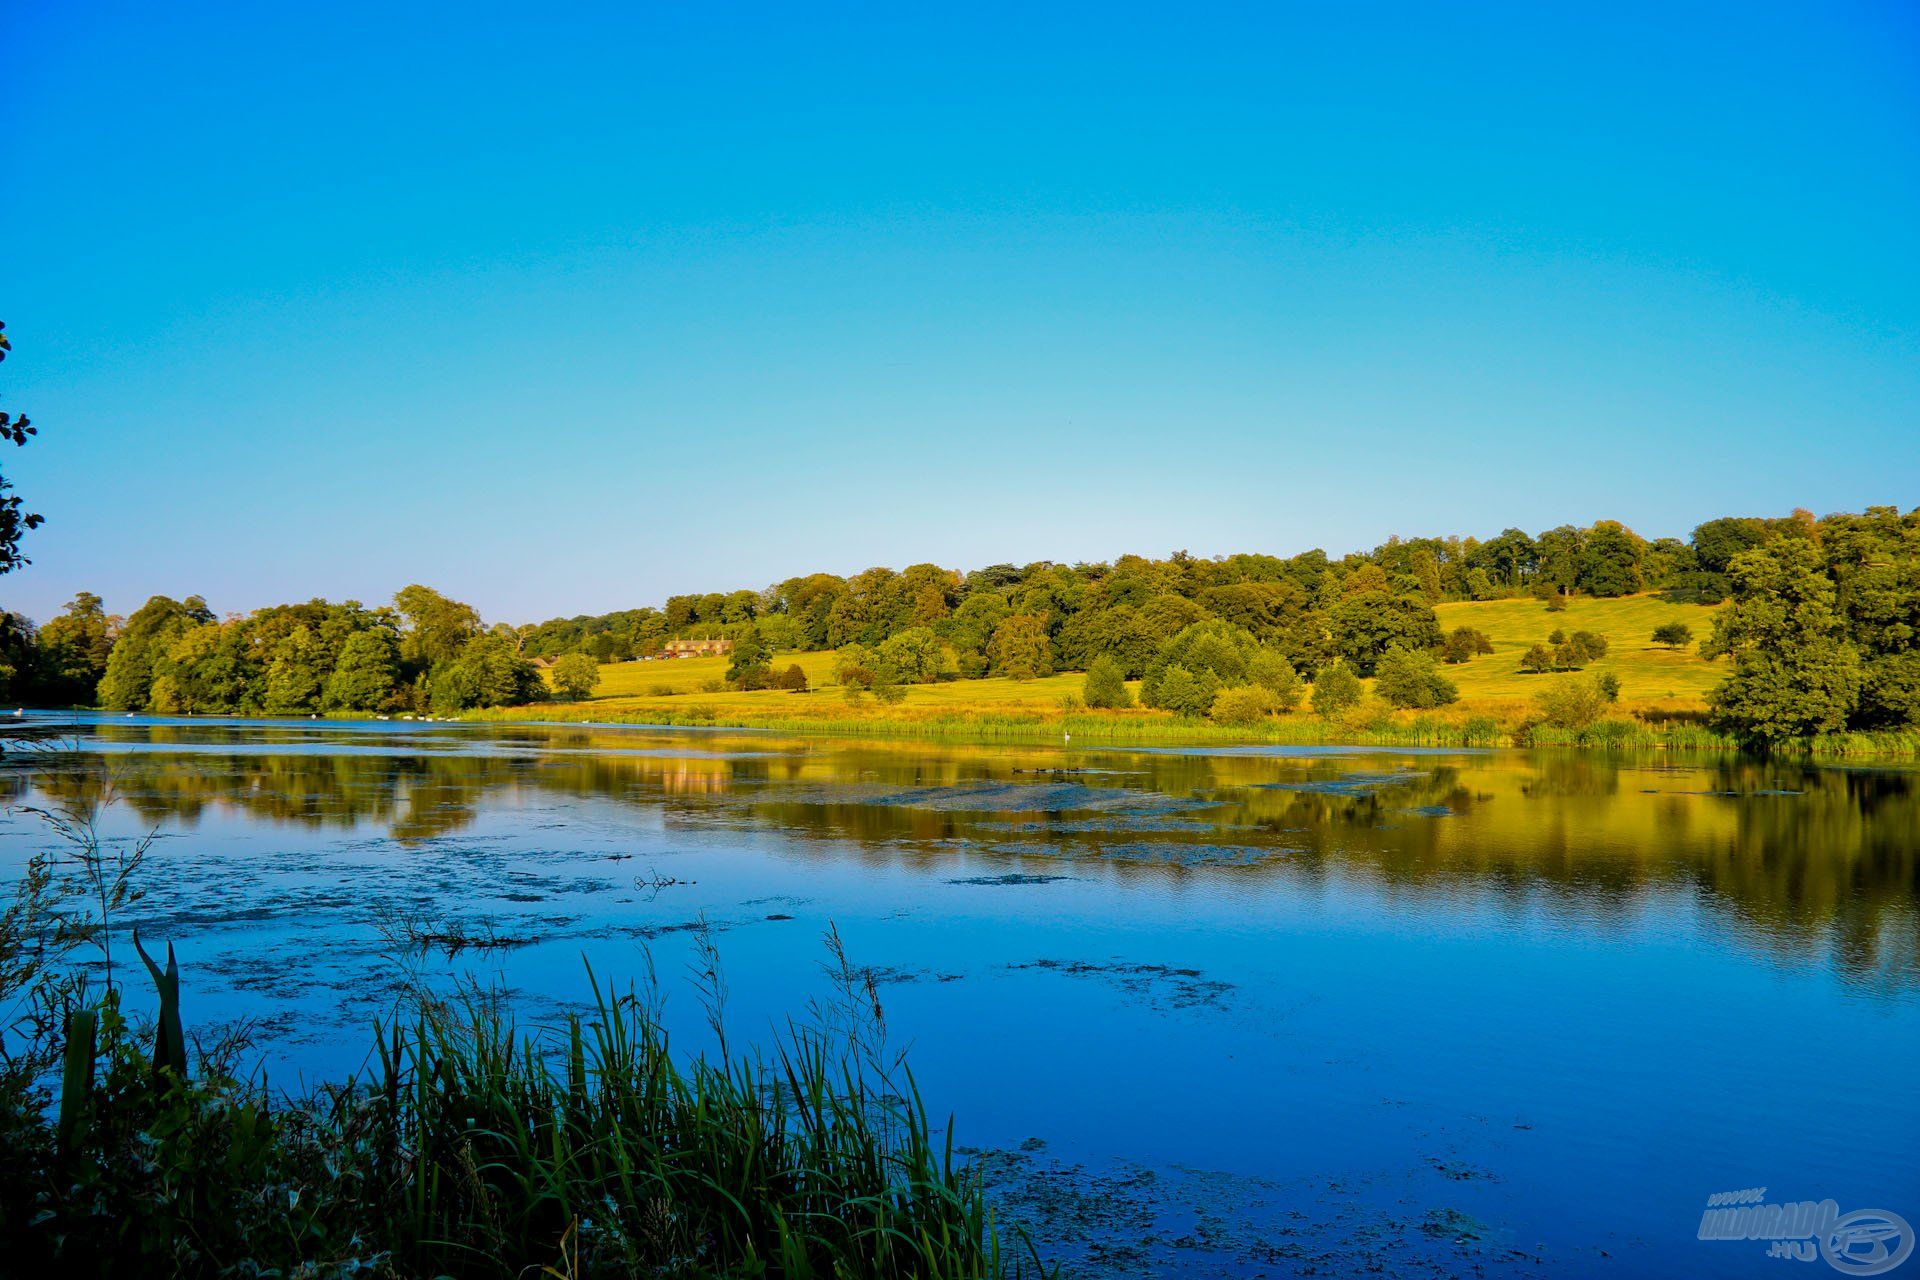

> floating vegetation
[948,873,1078,886]
[1008,959,1234,1010]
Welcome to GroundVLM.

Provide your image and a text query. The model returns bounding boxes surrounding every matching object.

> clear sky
[3,2,1917,626]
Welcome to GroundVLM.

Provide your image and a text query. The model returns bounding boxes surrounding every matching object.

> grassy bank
[471,698,1920,757]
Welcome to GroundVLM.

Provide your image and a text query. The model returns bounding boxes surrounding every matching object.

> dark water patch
[971,1144,1515,1280]
[767,780,1207,816]
[979,814,1219,835]
[1257,769,1431,796]
[948,873,1077,886]
[1010,958,1233,1010]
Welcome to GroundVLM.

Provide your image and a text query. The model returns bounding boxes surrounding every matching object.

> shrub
[1548,628,1567,646]
[1245,650,1303,709]
[774,662,809,691]
[1519,644,1556,674]
[1082,656,1132,709]
[1310,661,1363,717]
[1535,675,1610,729]
[1597,672,1621,702]
[1569,630,1609,661]
[1373,646,1458,709]
[1651,622,1693,649]
[1155,664,1213,717]
[1210,684,1279,726]
[1545,593,1568,612]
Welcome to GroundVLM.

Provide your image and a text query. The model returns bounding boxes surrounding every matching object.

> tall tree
[1706,541,1862,745]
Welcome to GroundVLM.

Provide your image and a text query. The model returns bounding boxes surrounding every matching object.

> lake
[2,716,1915,1278]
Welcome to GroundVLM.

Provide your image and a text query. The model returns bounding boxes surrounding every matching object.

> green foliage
[1652,622,1694,648]
[35,593,114,704]
[1545,593,1568,613]
[1327,591,1442,676]
[324,628,401,711]
[1154,664,1214,717]
[1309,661,1363,717]
[877,626,949,684]
[1373,646,1459,709]
[725,626,774,684]
[3,976,1037,1279]
[774,662,809,691]
[1082,655,1132,709]
[262,626,325,714]
[0,320,44,575]
[98,596,211,711]
[987,613,1053,680]
[1707,540,1865,745]
[1569,630,1609,660]
[1210,684,1279,726]
[429,633,544,713]
[550,652,601,701]
[395,584,482,668]
[1442,626,1493,664]
[1534,675,1611,730]
[1245,650,1303,710]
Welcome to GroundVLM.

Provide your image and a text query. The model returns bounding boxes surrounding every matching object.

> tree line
[2,506,1915,746]
[0,586,544,716]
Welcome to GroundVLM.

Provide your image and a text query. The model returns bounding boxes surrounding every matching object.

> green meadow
[511,594,1738,746]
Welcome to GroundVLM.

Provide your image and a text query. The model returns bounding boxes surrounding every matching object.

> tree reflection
[5,727,1914,990]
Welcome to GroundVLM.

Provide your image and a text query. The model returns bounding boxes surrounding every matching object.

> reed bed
[2,972,1043,1279]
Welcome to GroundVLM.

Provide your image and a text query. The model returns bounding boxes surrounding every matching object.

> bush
[774,662,809,691]
[1652,622,1693,648]
[1548,628,1567,646]
[1373,646,1458,709]
[1597,672,1621,702]
[1519,644,1556,674]
[1310,661,1363,717]
[1535,675,1610,729]
[1155,664,1213,717]
[1246,650,1303,709]
[1569,630,1609,661]
[1545,593,1569,612]
[1210,684,1279,726]
[1082,655,1132,709]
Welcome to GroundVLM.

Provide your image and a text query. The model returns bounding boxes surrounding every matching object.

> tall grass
[3,969,1042,1279]
[0,810,1045,1280]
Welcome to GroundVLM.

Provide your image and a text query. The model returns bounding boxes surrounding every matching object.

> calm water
[2,716,1916,1278]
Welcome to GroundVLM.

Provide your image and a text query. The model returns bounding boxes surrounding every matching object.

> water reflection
[5,721,1915,992]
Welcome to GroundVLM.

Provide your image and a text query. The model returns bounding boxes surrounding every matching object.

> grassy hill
[522,593,1727,735]
[1432,594,1723,711]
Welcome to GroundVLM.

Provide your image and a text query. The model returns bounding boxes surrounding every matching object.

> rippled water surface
[2,716,1916,1277]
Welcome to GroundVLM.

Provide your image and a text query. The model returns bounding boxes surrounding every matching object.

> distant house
[663,638,733,658]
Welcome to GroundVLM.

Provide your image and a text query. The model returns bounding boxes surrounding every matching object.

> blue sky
[3,2,1917,625]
